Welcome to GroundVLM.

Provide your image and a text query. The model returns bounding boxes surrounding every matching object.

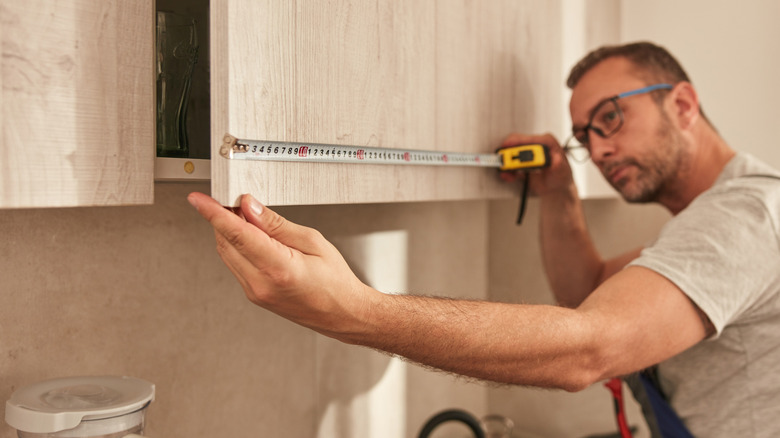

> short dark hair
[567,41,692,89]
[568,41,711,125]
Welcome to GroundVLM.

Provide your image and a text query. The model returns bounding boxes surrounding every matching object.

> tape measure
[219,134,549,225]
[219,135,549,172]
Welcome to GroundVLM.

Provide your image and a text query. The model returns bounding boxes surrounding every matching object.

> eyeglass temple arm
[617,83,673,98]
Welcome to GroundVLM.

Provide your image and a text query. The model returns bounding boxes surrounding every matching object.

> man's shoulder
[700,152,780,209]
[715,152,780,185]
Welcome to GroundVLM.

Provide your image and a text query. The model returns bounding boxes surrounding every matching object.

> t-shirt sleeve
[628,186,780,336]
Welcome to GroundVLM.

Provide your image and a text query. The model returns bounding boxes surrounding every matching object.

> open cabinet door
[0,1,155,208]
[210,0,563,207]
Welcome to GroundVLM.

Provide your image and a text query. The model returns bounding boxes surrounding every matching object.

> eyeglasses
[562,83,673,162]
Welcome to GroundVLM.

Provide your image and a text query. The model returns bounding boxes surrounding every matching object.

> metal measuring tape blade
[219,134,550,223]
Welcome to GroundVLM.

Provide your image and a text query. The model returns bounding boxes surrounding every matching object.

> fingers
[187,191,333,272]
[187,192,295,273]
[498,133,562,183]
[500,132,560,149]
[497,133,577,195]
[188,192,247,231]
[212,229,280,305]
[187,191,374,337]
[238,194,330,256]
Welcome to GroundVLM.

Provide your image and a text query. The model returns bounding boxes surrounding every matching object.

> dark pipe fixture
[417,409,486,438]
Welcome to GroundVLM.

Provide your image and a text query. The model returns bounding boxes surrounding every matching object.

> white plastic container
[5,376,155,438]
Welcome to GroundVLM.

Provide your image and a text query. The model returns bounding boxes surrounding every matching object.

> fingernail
[248,195,263,217]
[187,193,201,210]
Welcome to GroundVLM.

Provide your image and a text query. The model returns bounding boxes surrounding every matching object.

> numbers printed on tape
[219,134,550,171]
[220,135,502,168]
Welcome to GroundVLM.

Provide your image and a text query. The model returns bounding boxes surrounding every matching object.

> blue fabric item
[639,373,695,438]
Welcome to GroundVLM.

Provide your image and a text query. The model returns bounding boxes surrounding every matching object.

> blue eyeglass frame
[615,83,674,99]
[564,83,674,158]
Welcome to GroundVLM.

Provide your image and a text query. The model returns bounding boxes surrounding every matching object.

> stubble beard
[610,114,688,204]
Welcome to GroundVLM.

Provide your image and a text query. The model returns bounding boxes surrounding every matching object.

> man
[188,42,780,436]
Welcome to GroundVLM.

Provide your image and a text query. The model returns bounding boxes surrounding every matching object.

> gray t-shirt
[628,152,780,437]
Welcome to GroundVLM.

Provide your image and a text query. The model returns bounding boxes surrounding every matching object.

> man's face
[569,58,687,203]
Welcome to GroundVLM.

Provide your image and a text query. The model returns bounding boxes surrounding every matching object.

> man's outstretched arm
[188,192,709,391]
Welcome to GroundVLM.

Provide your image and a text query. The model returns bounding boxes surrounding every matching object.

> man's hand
[187,192,374,338]
[498,133,575,196]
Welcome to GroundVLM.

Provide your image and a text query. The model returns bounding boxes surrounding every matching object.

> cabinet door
[211,0,563,206]
[1,0,154,208]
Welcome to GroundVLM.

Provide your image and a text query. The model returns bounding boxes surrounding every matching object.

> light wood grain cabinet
[1,0,568,209]
[210,0,565,206]
[0,0,155,208]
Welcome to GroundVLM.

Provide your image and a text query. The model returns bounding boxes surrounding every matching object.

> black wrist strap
[516,172,530,225]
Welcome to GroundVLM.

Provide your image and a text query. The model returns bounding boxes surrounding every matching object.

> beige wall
[0,182,671,438]
[0,183,489,438]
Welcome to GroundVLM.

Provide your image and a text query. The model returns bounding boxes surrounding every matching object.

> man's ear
[669,81,700,130]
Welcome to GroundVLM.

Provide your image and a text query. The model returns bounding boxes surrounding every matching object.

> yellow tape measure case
[496,144,550,171]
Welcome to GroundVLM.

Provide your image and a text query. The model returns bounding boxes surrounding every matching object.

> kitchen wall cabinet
[1,1,589,209]
[210,0,566,206]
[0,0,155,208]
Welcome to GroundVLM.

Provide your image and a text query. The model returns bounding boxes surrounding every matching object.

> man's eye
[601,110,619,124]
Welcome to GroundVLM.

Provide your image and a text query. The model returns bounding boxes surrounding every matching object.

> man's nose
[588,134,617,164]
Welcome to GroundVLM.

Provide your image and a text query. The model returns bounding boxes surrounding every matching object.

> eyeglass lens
[577,98,623,144]
[567,99,623,162]
[564,83,673,162]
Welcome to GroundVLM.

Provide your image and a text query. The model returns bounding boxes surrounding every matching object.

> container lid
[5,376,155,434]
